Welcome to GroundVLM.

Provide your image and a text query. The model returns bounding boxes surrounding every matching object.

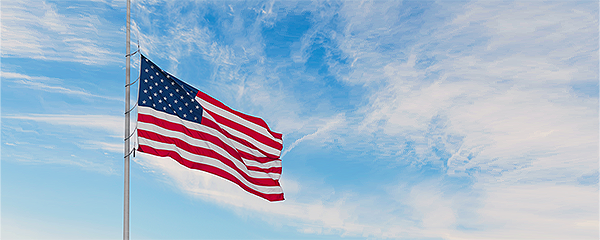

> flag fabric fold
[136,54,284,201]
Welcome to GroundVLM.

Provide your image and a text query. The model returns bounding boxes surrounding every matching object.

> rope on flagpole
[124,146,136,158]
[126,76,139,88]
[124,120,138,141]
[125,102,138,115]
[125,50,138,58]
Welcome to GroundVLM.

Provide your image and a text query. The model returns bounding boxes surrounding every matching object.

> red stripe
[248,166,282,174]
[138,129,280,186]
[204,108,283,150]
[138,144,284,202]
[196,91,283,140]
[139,113,281,165]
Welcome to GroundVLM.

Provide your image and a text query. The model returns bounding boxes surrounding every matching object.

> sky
[1,0,598,239]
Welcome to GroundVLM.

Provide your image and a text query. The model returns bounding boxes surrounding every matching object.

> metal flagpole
[124,0,131,239]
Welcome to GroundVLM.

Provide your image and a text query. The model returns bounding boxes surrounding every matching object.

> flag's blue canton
[138,55,203,124]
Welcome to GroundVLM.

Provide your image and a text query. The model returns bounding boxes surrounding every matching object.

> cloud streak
[281,113,346,157]
[1,0,121,65]
[2,114,126,174]
[3,114,124,136]
[2,71,122,101]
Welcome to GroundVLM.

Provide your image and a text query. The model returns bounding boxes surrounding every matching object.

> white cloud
[334,0,598,178]
[4,114,124,136]
[330,0,598,238]
[1,0,121,65]
[2,71,122,101]
[2,114,127,174]
[460,183,599,240]
[134,153,379,237]
[7,151,117,175]
[80,140,123,154]
[282,113,346,157]
[141,152,600,240]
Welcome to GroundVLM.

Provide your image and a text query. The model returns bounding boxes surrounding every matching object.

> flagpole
[124,0,131,239]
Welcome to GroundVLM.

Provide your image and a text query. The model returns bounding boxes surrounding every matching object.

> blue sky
[1,0,598,239]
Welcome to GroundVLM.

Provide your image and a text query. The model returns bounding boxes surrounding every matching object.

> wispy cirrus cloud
[3,114,125,136]
[281,113,346,157]
[330,0,598,238]
[134,153,382,237]
[1,0,122,65]
[2,71,122,101]
[2,114,126,174]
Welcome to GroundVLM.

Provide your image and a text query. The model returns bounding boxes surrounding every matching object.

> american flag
[136,55,284,201]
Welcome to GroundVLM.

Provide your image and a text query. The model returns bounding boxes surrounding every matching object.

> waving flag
[136,55,284,201]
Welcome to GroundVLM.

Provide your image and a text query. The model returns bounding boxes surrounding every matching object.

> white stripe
[139,106,276,160]
[268,173,281,180]
[242,158,281,169]
[138,138,283,194]
[138,121,278,180]
[196,96,283,144]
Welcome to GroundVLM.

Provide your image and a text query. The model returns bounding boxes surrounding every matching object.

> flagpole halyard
[124,0,131,239]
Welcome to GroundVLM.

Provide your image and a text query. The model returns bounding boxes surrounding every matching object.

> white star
[171,82,175,85]
[160,79,164,82]
[163,107,166,110]
[145,69,148,72]
[154,82,158,86]
[194,117,197,120]
[163,97,167,100]
[153,104,155,107]
[169,93,173,97]
[149,86,153,90]
[174,100,178,103]
[183,114,187,117]
[184,103,188,106]
[189,109,192,113]
[156,72,159,76]
[148,96,152,99]
[145,59,148,62]
[144,79,148,83]
[168,104,171,107]
[150,76,153,79]
[151,65,154,69]
[142,100,146,104]
[196,105,199,109]
[179,107,182,111]
[165,86,169,90]
[143,89,147,93]
[159,90,162,94]
[167,75,170,78]
[175,89,179,92]
[158,99,162,103]
[153,93,157,96]
[180,96,184,99]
